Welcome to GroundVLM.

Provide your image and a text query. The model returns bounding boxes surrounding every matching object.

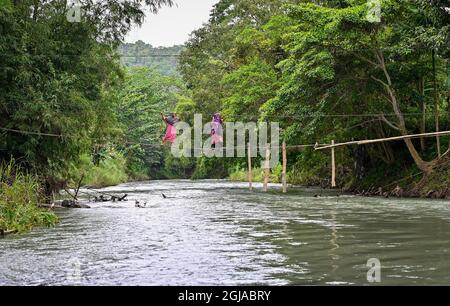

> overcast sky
[125,0,219,46]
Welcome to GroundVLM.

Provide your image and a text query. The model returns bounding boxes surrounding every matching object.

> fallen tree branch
[73,174,85,200]
[0,229,18,237]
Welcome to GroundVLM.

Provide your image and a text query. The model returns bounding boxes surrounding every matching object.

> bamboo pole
[315,131,450,150]
[287,144,326,149]
[263,145,270,192]
[282,141,287,193]
[248,142,252,191]
[331,140,336,188]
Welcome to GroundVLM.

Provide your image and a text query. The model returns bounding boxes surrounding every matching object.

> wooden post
[248,142,252,191]
[263,145,270,192]
[331,140,336,188]
[282,141,287,193]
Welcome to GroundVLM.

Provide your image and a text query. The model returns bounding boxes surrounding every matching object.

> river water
[1,180,450,285]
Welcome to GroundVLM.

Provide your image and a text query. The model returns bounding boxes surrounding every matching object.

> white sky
[125,0,220,46]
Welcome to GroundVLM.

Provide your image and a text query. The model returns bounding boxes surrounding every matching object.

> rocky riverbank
[351,155,450,200]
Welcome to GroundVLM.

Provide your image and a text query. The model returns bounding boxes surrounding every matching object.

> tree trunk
[419,77,426,152]
[374,50,436,173]
[33,0,39,21]
[432,49,441,157]
[390,89,435,173]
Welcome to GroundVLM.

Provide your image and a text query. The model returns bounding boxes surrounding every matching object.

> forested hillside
[120,41,183,75]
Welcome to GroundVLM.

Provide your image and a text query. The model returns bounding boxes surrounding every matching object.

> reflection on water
[1,180,450,285]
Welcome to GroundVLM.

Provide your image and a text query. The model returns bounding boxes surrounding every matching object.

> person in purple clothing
[211,113,223,147]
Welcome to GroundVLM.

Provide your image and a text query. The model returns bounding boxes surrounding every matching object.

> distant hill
[119,41,184,76]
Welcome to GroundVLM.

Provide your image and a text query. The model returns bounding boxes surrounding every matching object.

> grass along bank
[70,152,129,188]
[229,164,283,184]
[68,148,154,189]
[0,161,58,234]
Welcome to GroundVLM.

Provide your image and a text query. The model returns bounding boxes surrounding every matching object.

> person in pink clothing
[161,112,178,144]
[211,113,223,147]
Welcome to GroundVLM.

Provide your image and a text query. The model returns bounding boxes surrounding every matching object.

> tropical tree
[116,68,184,178]
[263,0,449,173]
[0,0,172,192]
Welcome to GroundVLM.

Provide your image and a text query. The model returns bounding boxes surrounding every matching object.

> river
[1,180,450,285]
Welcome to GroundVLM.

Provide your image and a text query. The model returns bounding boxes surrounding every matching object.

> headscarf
[211,113,223,135]
[213,113,223,124]
[165,112,178,126]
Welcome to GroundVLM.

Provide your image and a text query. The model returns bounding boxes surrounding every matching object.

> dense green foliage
[0,0,449,214]
[0,161,58,233]
[115,67,185,179]
[0,0,173,191]
[0,0,173,233]
[120,41,183,76]
[69,150,129,188]
[177,0,450,189]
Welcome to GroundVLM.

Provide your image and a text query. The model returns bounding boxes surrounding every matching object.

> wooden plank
[331,140,336,188]
[248,142,253,191]
[282,141,287,193]
[263,145,270,192]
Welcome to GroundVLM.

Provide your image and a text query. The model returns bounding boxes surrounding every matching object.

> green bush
[0,160,58,233]
[228,164,282,183]
[126,160,150,181]
[287,151,330,186]
[191,156,230,179]
[70,150,129,188]
[164,154,196,179]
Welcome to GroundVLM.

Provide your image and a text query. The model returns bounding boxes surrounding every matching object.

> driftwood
[118,194,128,201]
[61,200,90,208]
[390,186,404,197]
[39,203,60,209]
[39,201,90,209]
[425,188,449,199]
[353,183,450,199]
[92,193,128,202]
[39,200,90,209]
[73,174,85,200]
[0,229,18,237]
[64,188,75,200]
[63,175,85,201]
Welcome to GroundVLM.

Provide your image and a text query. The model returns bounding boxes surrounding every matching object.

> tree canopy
[177,0,449,181]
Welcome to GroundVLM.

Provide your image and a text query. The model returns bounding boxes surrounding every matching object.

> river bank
[228,155,450,200]
[0,162,59,235]
[349,155,450,200]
